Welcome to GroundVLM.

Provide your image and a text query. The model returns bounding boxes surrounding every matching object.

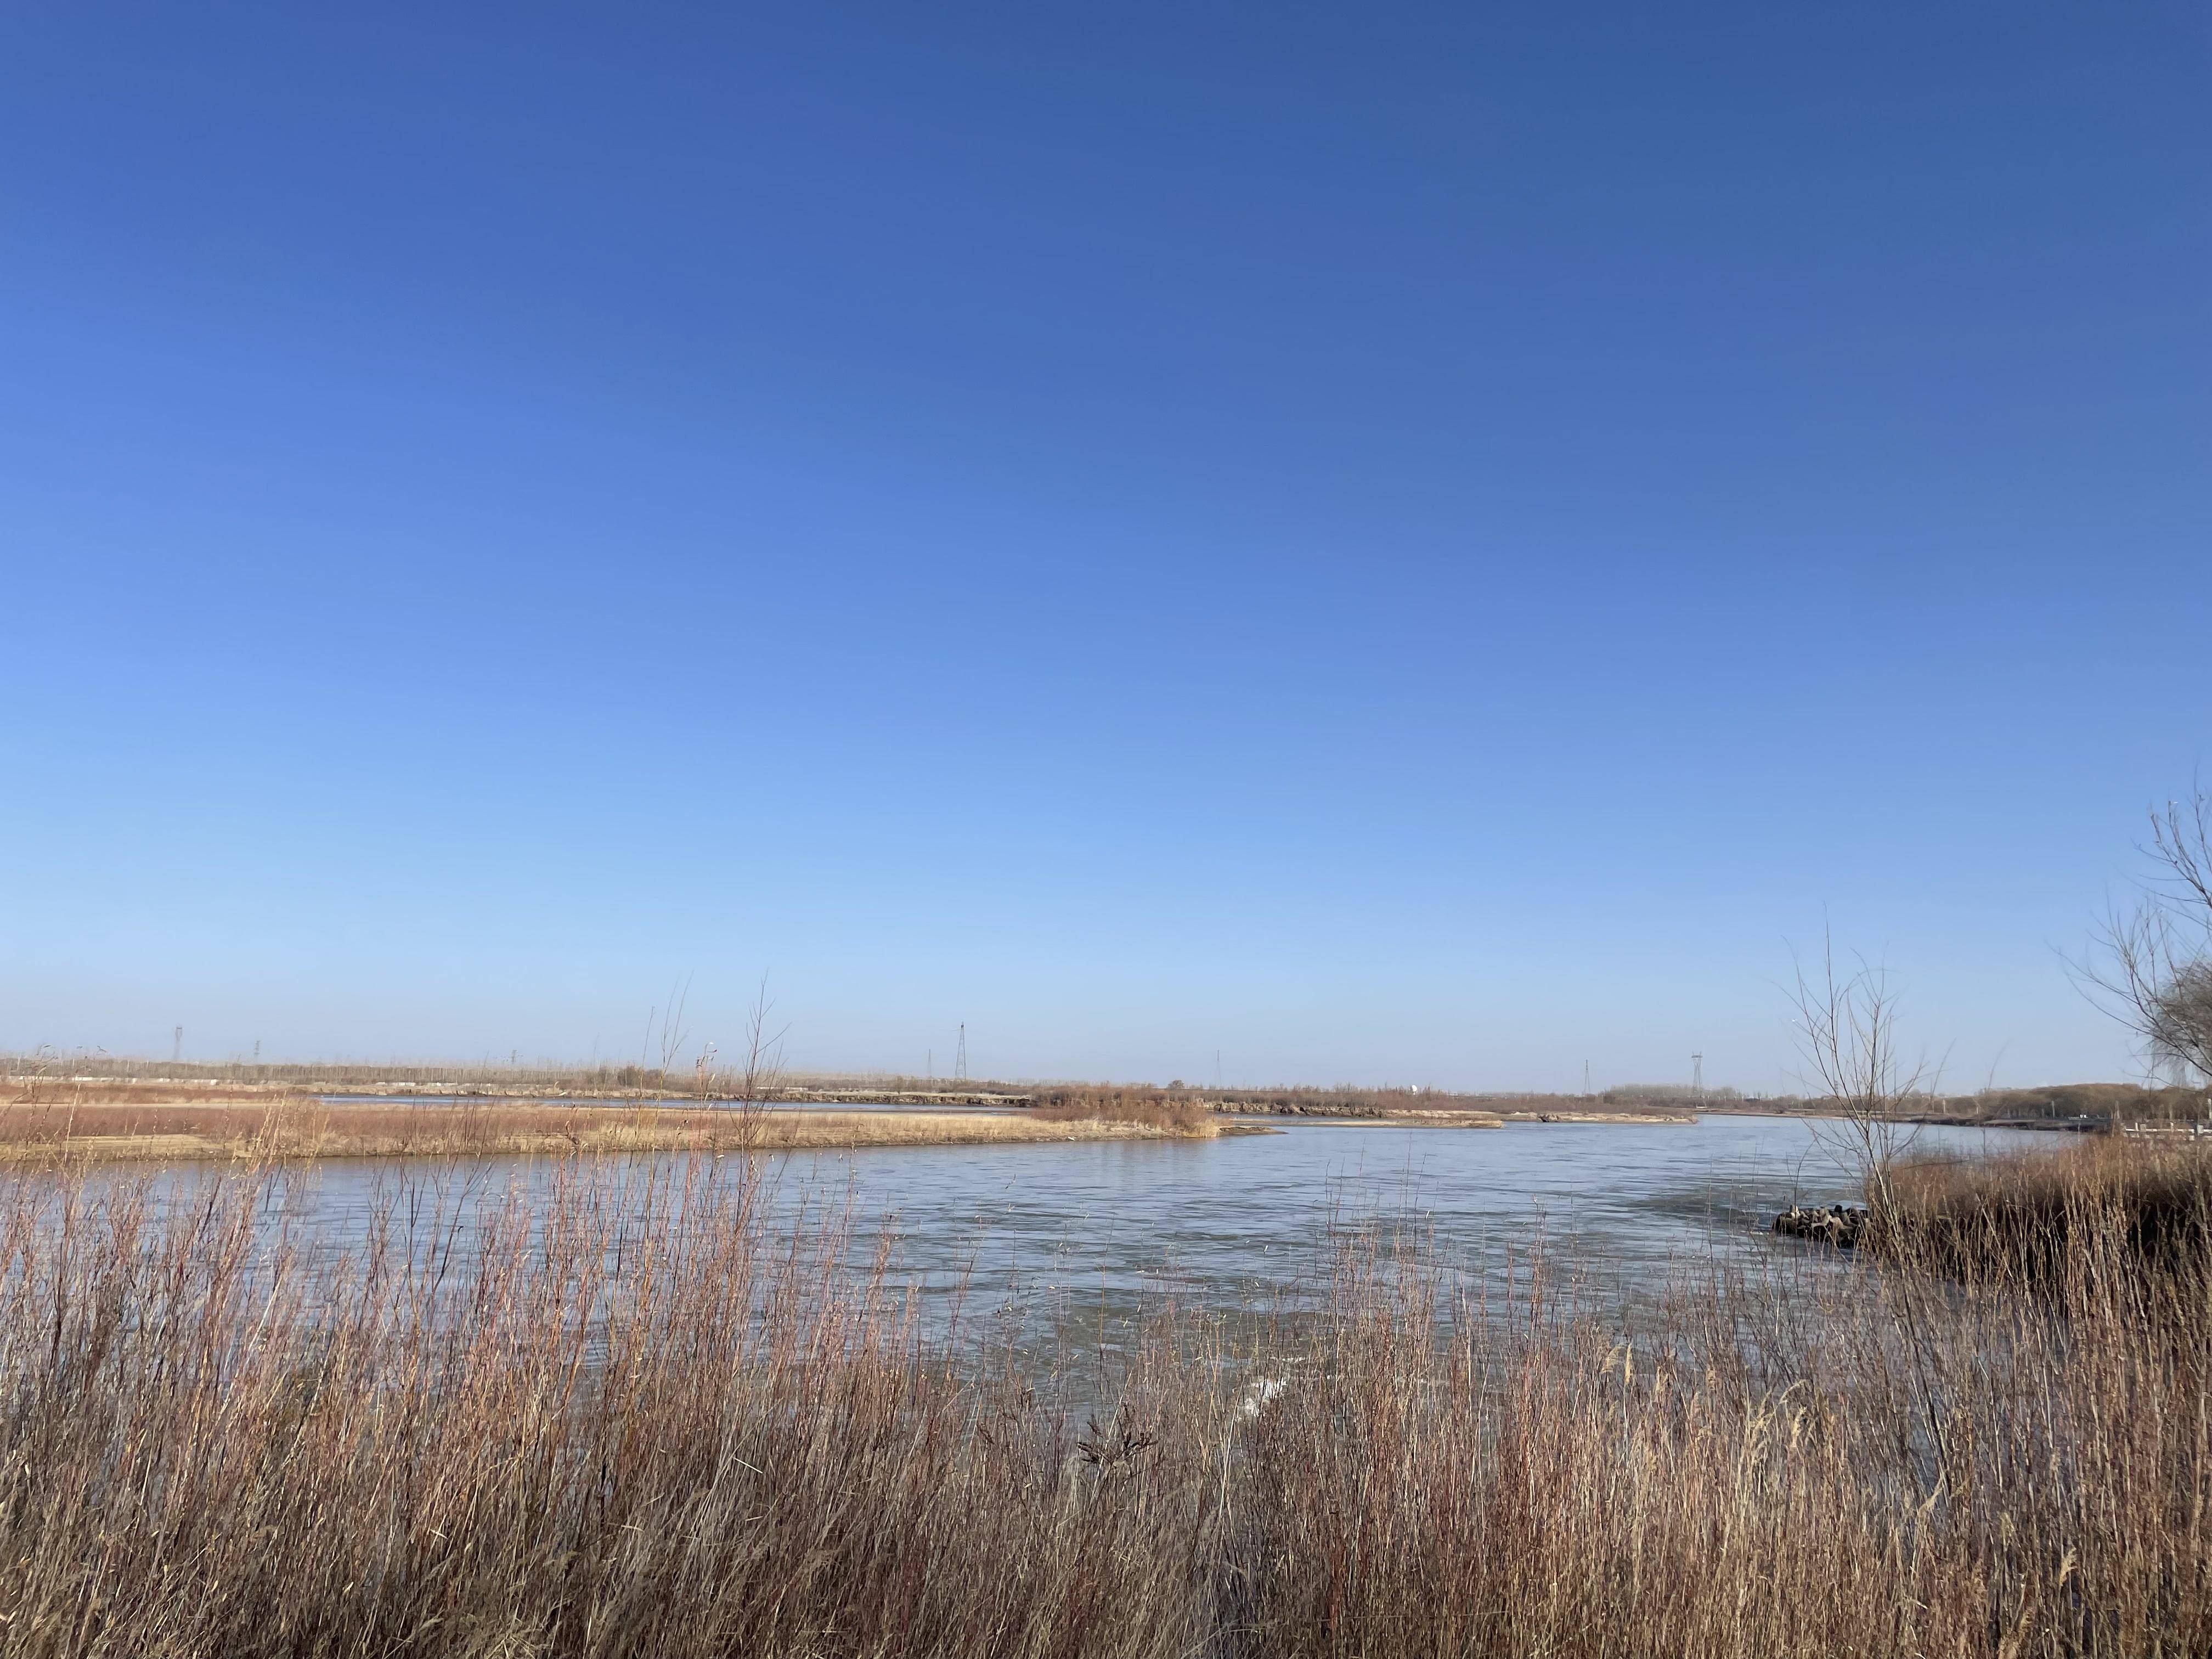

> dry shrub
[0,1156,2206,1657]
[1030,1088,1218,1135]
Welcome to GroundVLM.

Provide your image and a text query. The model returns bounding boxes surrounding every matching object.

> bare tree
[639,976,695,1095]
[1789,932,1938,1194]
[1787,933,1953,1492]
[732,975,788,1151]
[2075,786,2212,1114]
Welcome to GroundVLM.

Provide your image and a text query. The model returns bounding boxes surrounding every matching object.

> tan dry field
[0,1095,1220,1163]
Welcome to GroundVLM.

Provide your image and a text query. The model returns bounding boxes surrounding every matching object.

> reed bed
[1029,1087,1220,1136]
[2,1080,308,1108]
[0,1101,1180,1162]
[0,1155,2205,1657]
[1876,1132,2212,1283]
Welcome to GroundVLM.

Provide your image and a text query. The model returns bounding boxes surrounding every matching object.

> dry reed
[1030,1088,1220,1136]
[0,1101,1184,1163]
[1878,1132,2212,1283]
[0,1153,2204,1657]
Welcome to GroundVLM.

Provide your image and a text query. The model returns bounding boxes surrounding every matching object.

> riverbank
[0,1099,1221,1163]
[1871,1133,2212,1281]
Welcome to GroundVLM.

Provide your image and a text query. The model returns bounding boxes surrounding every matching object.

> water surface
[250,1113,2048,1327]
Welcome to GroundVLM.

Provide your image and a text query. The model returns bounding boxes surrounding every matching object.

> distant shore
[0,1098,1235,1165]
[9,1071,2190,1160]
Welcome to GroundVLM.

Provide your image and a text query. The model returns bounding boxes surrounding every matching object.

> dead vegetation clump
[1029,1088,1220,1135]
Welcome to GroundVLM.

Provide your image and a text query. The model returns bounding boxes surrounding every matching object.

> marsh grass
[0,1153,2205,1657]
[1030,1088,1219,1136]
[0,1100,1181,1162]
[1877,1133,2212,1284]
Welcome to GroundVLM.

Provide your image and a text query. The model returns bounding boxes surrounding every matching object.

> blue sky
[2,2,2206,1088]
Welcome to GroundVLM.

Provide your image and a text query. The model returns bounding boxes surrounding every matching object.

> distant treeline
[9,1054,2199,1125]
[1034,1083,1705,1118]
[4,1055,712,1093]
[1913,1084,2204,1124]
[1712,1082,2204,1125]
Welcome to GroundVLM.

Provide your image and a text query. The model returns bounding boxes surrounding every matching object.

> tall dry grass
[1878,1132,2212,1283]
[0,1098,642,1159]
[2,1080,307,1108]
[1030,1088,1219,1136]
[0,1100,1177,1161]
[0,1154,2205,1656]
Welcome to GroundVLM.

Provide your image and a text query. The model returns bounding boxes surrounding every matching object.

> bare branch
[2069,782,2212,1098]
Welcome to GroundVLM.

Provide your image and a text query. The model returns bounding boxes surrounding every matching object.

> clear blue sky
[3,2,2206,1089]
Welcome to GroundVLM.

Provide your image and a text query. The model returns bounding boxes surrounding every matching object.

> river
[183,1112,2047,1341]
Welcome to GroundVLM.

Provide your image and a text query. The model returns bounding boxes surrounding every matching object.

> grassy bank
[1030,1087,1221,1135]
[1875,1132,2212,1282]
[1029,1085,1685,1127]
[0,1098,1204,1163]
[0,1157,2204,1657]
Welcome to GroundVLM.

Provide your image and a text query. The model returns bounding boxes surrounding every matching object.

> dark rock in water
[1773,1204,1870,1248]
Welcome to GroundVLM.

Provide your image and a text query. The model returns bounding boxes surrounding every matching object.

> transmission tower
[953,1024,968,1083]
[1691,1053,1705,1103]
[172,1025,183,1064]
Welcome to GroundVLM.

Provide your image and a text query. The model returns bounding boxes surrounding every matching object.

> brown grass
[3,1080,309,1108]
[0,1151,2205,1656]
[1030,1087,1220,1135]
[0,1100,1189,1163]
[1877,1132,2212,1282]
